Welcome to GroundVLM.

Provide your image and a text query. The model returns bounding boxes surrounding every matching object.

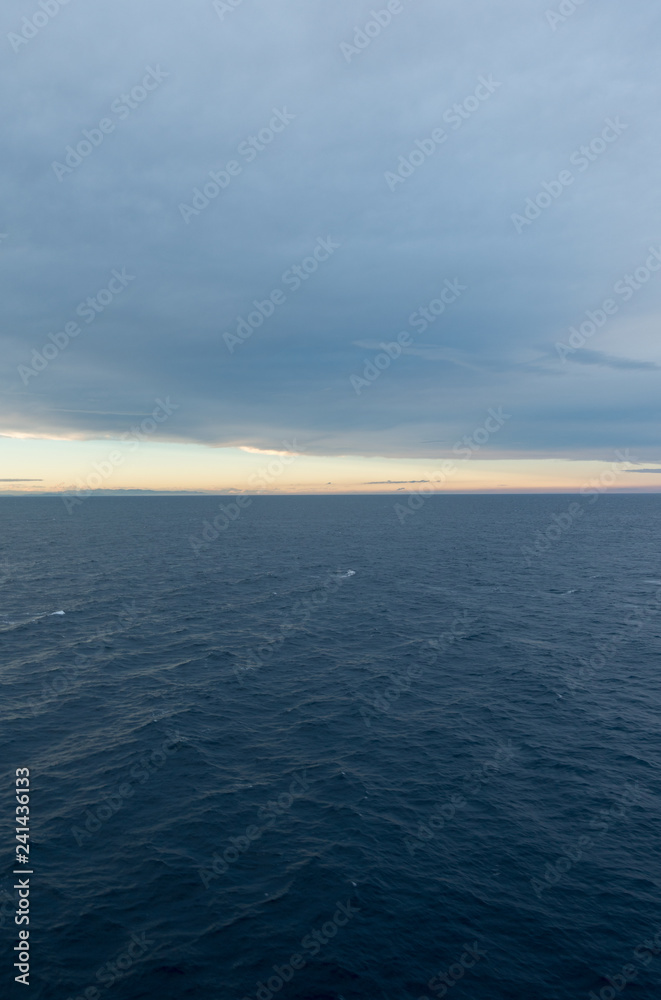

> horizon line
[2,489,661,498]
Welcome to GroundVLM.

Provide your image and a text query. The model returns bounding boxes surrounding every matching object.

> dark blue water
[1,495,661,1000]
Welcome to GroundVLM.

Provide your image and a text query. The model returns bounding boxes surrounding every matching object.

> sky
[1,0,660,495]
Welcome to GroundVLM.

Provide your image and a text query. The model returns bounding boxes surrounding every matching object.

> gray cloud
[1,0,660,460]
[568,349,661,370]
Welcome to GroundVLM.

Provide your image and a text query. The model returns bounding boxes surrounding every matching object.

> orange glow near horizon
[2,437,661,494]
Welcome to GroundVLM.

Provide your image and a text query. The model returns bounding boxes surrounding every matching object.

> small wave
[338,570,356,579]
[511,637,558,649]
[0,609,66,631]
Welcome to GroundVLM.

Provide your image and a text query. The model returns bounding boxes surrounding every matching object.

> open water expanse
[1,494,660,1000]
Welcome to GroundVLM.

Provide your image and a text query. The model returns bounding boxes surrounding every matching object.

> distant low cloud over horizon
[1,0,660,492]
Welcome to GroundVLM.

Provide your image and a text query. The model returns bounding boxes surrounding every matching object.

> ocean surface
[1,494,661,1000]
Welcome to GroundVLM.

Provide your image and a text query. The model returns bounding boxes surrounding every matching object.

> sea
[1,494,660,1000]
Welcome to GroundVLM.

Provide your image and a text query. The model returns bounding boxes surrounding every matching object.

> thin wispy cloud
[568,349,661,371]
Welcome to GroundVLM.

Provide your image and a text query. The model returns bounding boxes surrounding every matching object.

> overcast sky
[1,0,660,492]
